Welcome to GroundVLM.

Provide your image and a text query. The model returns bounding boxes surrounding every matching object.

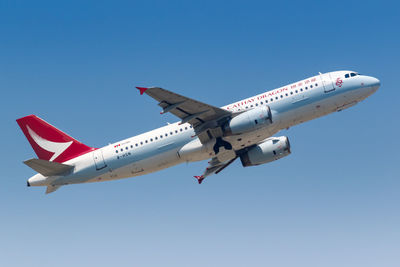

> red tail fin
[16,115,95,163]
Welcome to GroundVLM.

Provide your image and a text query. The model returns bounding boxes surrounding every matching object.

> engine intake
[240,136,291,167]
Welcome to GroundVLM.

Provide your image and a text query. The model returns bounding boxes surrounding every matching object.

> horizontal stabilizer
[24,158,73,176]
[46,185,62,194]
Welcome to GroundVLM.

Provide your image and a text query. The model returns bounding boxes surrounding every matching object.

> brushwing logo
[336,78,343,87]
[27,125,73,161]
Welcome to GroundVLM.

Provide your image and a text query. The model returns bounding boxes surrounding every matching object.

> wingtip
[136,87,148,95]
[194,175,205,184]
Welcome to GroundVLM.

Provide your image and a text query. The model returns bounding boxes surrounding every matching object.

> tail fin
[16,115,95,163]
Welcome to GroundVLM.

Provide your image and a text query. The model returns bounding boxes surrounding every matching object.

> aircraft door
[321,73,335,93]
[93,149,107,170]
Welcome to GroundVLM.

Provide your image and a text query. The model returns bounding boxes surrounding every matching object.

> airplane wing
[194,149,238,184]
[136,87,232,143]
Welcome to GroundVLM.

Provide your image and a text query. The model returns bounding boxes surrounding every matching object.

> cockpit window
[345,72,358,78]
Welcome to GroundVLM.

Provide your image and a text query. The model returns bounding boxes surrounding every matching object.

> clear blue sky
[1,1,399,266]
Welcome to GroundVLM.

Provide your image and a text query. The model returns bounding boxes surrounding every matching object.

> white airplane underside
[17,70,380,193]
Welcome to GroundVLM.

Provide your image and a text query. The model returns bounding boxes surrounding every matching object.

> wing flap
[24,158,74,176]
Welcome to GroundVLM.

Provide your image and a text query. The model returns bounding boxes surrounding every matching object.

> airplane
[17,70,380,194]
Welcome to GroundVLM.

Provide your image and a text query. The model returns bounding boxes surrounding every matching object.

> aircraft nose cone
[370,77,380,93]
[372,77,380,90]
[374,78,381,89]
[364,76,380,93]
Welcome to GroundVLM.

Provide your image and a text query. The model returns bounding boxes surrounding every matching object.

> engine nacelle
[224,106,272,135]
[240,136,291,167]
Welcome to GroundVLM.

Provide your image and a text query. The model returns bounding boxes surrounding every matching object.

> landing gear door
[321,73,335,93]
[93,149,107,170]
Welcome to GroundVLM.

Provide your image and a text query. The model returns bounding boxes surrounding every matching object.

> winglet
[136,87,148,95]
[194,175,205,184]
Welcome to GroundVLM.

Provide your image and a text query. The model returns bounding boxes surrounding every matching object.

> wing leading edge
[136,86,232,143]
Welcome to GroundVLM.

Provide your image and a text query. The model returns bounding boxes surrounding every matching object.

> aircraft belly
[279,93,341,127]
[135,149,182,174]
[101,148,183,181]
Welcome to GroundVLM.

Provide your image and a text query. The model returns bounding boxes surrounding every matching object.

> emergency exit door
[93,149,107,170]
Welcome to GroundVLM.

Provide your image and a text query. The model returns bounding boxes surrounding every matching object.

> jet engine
[224,106,273,135]
[240,136,291,167]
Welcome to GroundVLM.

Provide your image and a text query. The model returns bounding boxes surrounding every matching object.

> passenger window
[290,91,293,95]
[155,137,158,140]
[310,85,313,88]
[126,147,128,150]
[180,129,183,132]
[260,101,263,105]
[255,103,258,106]
[280,95,283,98]
[150,138,153,142]
[140,142,143,145]
[120,149,123,152]
[300,88,303,92]
[305,87,308,90]
[295,90,298,93]
[315,83,318,86]
[130,145,133,148]
[275,97,278,100]
[190,125,192,128]
[135,143,138,146]
[115,150,118,153]
[285,93,288,96]
[170,132,173,135]
[145,140,148,143]
[185,127,188,130]
[175,130,178,133]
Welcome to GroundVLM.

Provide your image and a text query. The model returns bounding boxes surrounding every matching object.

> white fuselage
[27,70,380,187]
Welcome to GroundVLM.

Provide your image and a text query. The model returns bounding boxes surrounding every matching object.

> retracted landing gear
[213,137,232,155]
